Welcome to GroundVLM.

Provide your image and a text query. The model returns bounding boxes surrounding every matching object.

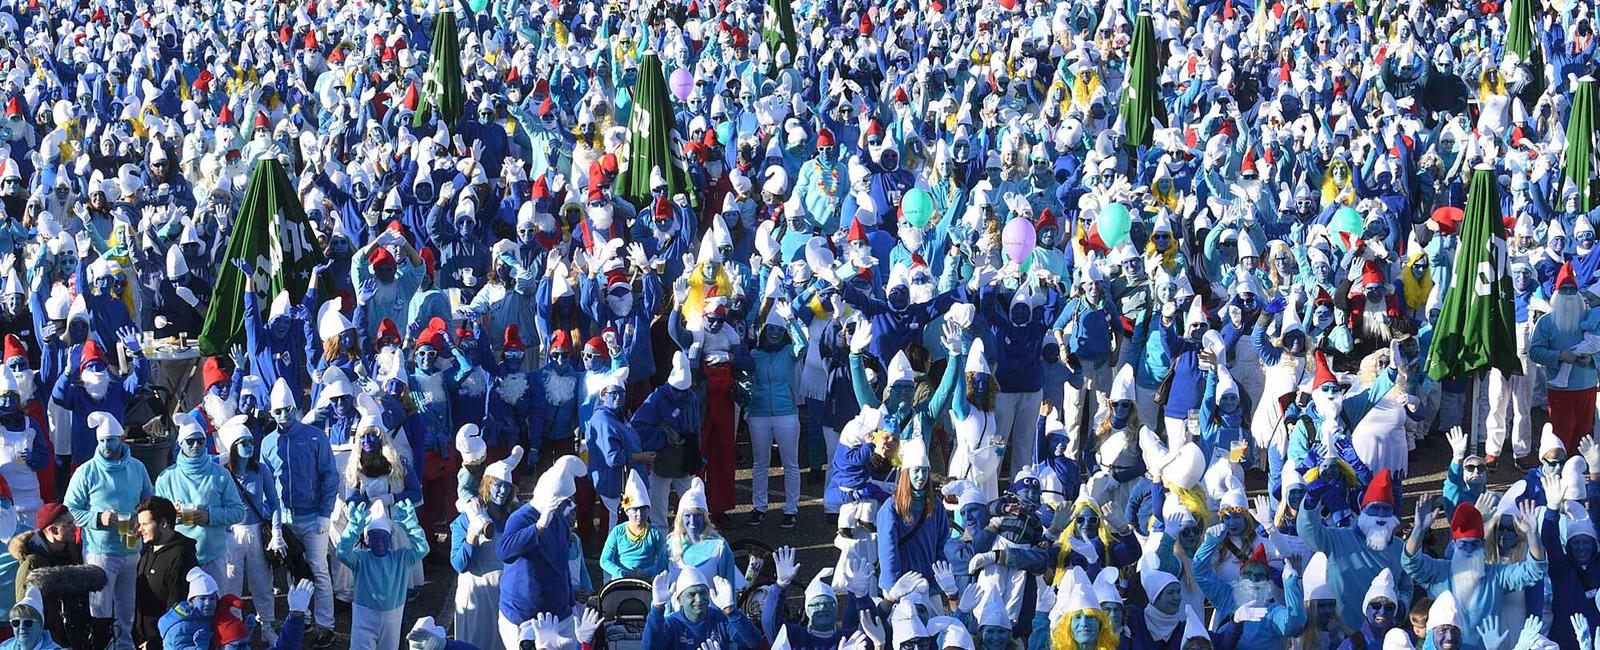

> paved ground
[282,419,1529,649]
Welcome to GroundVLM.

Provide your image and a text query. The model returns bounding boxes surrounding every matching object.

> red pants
[1548,387,1597,453]
[701,366,737,516]
[419,450,460,538]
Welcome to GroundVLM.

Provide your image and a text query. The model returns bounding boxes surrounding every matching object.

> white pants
[1063,364,1112,458]
[648,473,695,528]
[601,495,620,527]
[285,517,335,629]
[85,553,137,650]
[995,390,1043,472]
[223,524,277,643]
[748,415,801,514]
[349,603,403,650]
[499,612,574,650]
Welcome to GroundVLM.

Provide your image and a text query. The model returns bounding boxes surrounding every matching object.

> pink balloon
[1002,217,1036,264]
[669,68,695,101]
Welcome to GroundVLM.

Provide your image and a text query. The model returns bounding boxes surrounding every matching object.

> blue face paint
[366,528,391,557]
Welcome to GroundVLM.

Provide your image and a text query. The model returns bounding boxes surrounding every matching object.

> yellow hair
[1049,609,1120,650]
[1055,502,1116,584]
[1399,253,1433,311]
[1071,70,1101,112]
[1169,484,1214,528]
[1321,160,1355,206]
[681,265,733,330]
[1477,71,1507,100]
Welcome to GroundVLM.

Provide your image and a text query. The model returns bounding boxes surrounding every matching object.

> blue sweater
[630,385,703,458]
[745,320,807,418]
[497,503,574,622]
[50,355,149,466]
[874,500,949,594]
[586,405,642,500]
[640,605,761,650]
[64,449,154,556]
[154,455,247,565]
[335,504,429,611]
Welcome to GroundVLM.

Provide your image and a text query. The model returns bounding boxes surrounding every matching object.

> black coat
[134,533,197,649]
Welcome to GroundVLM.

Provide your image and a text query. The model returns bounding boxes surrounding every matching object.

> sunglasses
[9,619,33,629]
[1366,600,1398,615]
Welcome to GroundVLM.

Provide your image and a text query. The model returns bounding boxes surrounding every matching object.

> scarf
[1143,604,1184,641]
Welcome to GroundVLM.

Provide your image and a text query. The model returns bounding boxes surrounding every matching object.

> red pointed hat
[504,325,526,352]
[376,318,401,345]
[816,128,836,148]
[1360,260,1384,287]
[79,340,107,371]
[847,217,868,243]
[583,336,610,359]
[1451,503,1484,540]
[1361,468,1395,509]
[1036,209,1057,231]
[402,81,419,111]
[1557,261,1578,290]
[1311,350,1337,390]
[2,334,25,361]
[549,330,571,353]
[202,356,229,391]
[1244,543,1270,568]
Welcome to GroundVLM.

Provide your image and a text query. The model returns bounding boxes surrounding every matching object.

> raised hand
[710,576,735,610]
[358,278,379,304]
[1249,495,1275,532]
[932,560,958,595]
[1476,616,1507,650]
[1447,427,1468,461]
[287,579,313,614]
[774,546,799,586]
[858,613,885,647]
[849,320,874,354]
[651,571,673,608]
[116,326,142,355]
[1542,472,1566,512]
[1582,435,1600,470]
[575,606,602,643]
[887,571,928,602]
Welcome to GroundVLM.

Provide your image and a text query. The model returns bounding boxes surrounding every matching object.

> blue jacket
[975,286,1055,393]
[1296,500,1410,629]
[154,454,247,565]
[1193,532,1308,649]
[157,603,211,650]
[744,320,807,418]
[241,287,309,409]
[1542,507,1600,649]
[50,354,149,466]
[497,503,574,622]
[335,503,429,611]
[260,422,339,521]
[631,385,703,458]
[586,405,642,499]
[580,272,663,381]
[760,582,865,650]
[64,448,154,556]
[640,605,761,650]
[231,460,281,527]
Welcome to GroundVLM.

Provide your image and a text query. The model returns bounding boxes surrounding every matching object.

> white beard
[1357,513,1399,551]
[587,205,614,230]
[416,371,448,407]
[202,393,237,423]
[1552,291,1585,333]
[1232,579,1275,610]
[458,369,487,398]
[82,371,110,401]
[541,371,577,406]
[1451,546,1486,605]
[496,373,528,404]
[11,371,33,402]
[375,347,405,381]
[1360,299,1391,340]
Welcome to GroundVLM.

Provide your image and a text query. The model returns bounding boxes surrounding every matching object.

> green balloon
[1330,207,1363,250]
[1098,203,1134,247]
[901,189,934,228]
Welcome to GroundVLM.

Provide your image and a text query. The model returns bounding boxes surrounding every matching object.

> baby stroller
[595,578,653,650]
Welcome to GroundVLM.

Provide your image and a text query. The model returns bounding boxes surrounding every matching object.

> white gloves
[931,561,957,595]
[651,571,674,608]
[711,576,735,610]
[886,572,927,602]
[268,527,288,554]
[287,579,313,614]
[968,551,997,574]
[849,320,873,354]
[1582,435,1600,471]
[773,299,794,321]
[774,546,799,587]
[531,613,564,650]
[1447,427,1469,462]
[858,613,886,647]
[575,607,602,644]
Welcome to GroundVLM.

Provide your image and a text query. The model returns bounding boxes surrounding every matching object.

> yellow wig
[1055,501,1116,584]
[1049,609,1120,650]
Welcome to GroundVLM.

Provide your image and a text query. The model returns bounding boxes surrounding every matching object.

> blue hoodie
[64,445,154,557]
[154,452,247,565]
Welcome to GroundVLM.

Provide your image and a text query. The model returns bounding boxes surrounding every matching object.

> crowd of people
[0,0,1596,646]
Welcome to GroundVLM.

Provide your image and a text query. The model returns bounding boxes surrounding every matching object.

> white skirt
[455,569,503,650]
